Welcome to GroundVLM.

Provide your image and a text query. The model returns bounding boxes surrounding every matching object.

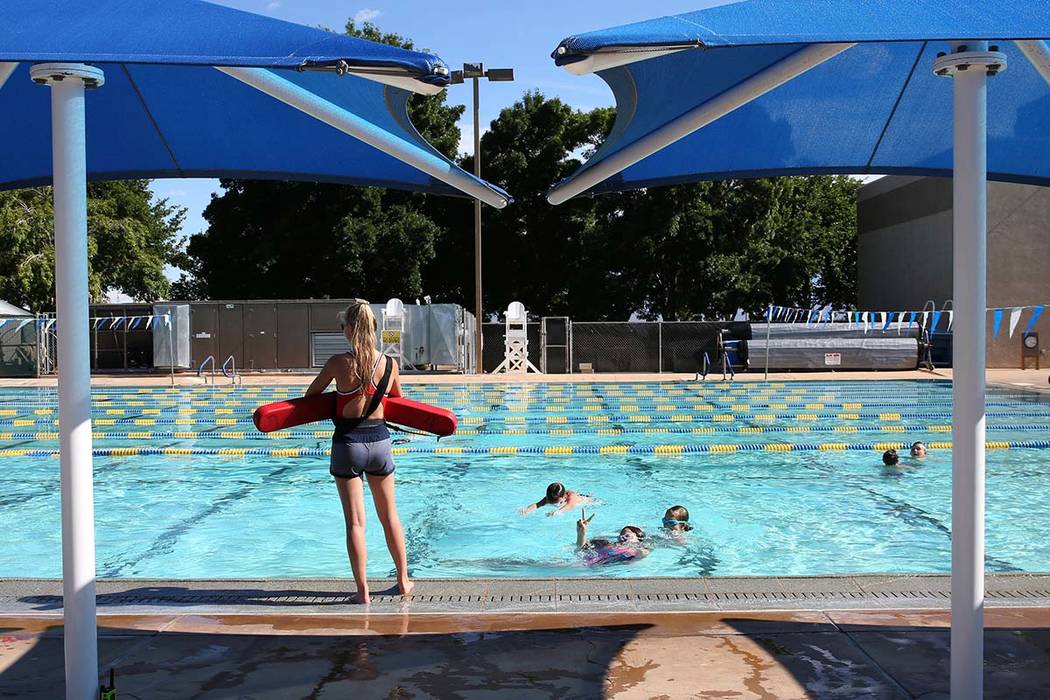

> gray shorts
[330,419,395,480]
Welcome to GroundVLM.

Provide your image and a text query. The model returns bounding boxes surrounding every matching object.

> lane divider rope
[5,409,1050,428]
[0,440,1041,459]
[5,423,1050,442]
[0,399,1031,415]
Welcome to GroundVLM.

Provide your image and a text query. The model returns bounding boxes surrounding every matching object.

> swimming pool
[1,380,1049,579]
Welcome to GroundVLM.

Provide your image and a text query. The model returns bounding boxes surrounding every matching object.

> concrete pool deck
[3,603,1050,698]
[6,575,1050,697]
[4,574,1050,616]
[3,367,1050,393]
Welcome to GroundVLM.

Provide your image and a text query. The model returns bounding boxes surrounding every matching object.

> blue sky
[150,0,721,249]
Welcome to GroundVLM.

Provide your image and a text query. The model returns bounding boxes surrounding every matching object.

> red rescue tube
[382,396,457,436]
[253,393,457,437]
[252,393,335,433]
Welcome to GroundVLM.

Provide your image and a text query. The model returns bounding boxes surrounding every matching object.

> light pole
[451,63,514,374]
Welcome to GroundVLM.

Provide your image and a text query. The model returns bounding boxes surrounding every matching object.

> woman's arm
[305,357,335,396]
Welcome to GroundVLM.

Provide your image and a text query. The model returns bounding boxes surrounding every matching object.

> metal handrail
[722,349,736,381]
[221,355,240,384]
[197,355,215,385]
[698,352,711,381]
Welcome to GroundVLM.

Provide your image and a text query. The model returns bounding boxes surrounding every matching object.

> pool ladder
[197,355,241,385]
[697,328,736,382]
[222,355,242,385]
[697,351,735,382]
[197,355,216,385]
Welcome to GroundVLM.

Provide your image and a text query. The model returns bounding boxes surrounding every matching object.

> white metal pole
[473,76,485,375]
[31,62,105,700]
[1015,40,1050,85]
[951,60,986,700]
[215,66,509,209]
[935,42,1005,700]
[169,313,175,388]
[0,62,17,90]
[764,307,772,381]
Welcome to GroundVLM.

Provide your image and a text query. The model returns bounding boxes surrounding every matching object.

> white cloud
[265,0,282,10]
[353,8,381,23]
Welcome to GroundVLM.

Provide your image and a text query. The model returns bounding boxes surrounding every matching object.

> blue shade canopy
[1,0,447,77]
[0,0,509,206]
[548,0,1050,201]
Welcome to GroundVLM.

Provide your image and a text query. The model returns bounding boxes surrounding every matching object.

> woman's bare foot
[398,578,415,597]
[352,584,370,605]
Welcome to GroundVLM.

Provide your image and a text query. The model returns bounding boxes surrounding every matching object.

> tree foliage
[429,92,858,320]
[175,21,860,321]
[596,177,859,320]
[177,182,438,301]
[174,20,464,302]
[0,181,185,312]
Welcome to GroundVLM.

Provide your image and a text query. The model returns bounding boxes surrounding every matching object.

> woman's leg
[366,472,413,595]
[334,476,370,604]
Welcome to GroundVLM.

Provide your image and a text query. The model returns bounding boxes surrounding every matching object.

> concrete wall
[858,176,1050,368]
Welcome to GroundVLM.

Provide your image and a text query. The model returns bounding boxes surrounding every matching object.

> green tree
[425,92,618,317]
[175,20,464,301]
[177,182,438,300]
[598,177,859,320]
[0,181,185,312]
[450,92,857,321]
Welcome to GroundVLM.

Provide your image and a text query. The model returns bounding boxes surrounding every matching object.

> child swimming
[576,508,650,566]
[662,505,693,533]
[519,482,591,517]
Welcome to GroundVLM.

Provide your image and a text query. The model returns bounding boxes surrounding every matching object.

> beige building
[858,176,1050,368]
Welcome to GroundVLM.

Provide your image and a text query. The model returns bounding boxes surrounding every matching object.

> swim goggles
[662,518,692,530]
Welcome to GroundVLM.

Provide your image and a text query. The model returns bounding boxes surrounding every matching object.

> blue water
[1,380,1049,578]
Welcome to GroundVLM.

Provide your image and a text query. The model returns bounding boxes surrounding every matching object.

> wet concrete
[3,608,1050,698]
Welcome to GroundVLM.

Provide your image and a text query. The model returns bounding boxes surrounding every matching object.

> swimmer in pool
[576,509,650,566]
[910,441,928,458]
[519,482,591,517]
[661,504,694,543]
[881,447,917,476]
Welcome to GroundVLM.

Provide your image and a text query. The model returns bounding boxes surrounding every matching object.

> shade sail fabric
[0,0,509,204]
[548,0,1050,199]
[1,0,446,77]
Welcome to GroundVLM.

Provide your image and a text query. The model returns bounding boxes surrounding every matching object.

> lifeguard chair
[493,301,540,374]
[381,298,415,369]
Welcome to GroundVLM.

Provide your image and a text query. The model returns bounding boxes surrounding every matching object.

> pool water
[1,380,1049,579]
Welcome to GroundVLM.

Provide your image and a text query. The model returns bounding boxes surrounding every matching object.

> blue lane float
[3,439,1050,459]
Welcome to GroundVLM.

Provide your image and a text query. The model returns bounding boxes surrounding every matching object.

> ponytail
[338,301,378,388]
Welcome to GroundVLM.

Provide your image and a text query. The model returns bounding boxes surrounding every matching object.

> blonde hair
[338,301,378,389]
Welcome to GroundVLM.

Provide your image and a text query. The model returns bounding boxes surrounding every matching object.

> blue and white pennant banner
[767,303,1048,340]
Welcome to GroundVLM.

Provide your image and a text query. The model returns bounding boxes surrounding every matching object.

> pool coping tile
[3,573,1050,616]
